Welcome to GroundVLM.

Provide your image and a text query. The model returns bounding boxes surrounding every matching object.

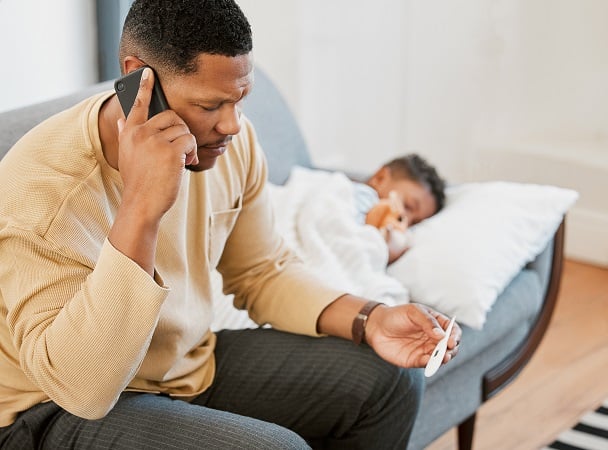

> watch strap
[351,301,383,345]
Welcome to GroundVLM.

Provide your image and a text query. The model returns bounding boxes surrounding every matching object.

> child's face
[378,178,437,226]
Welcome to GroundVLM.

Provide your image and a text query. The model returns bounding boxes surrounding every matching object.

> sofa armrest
[482,217,566,399]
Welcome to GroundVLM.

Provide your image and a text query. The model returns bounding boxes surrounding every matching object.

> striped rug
[543,399,608,450]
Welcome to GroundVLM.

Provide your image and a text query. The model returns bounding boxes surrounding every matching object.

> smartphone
[114,66,169,119]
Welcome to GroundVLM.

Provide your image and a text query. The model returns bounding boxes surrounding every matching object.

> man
[0,0,460,448]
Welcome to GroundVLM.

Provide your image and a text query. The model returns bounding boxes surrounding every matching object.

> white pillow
[387,181,578,330]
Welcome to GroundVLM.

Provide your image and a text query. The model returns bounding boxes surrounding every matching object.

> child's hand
[384,224,411,264]
[365,191,412,264]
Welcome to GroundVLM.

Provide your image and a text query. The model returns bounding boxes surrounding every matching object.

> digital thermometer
[424,317,456,377]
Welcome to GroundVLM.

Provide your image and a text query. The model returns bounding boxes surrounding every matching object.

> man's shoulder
[0,93,110,236]
[1,91,110,171]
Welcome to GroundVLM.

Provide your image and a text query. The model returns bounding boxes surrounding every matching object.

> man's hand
[365,303,461,368]
[117,67,198,221]
[108,67,198,275]
[318,296,461,370]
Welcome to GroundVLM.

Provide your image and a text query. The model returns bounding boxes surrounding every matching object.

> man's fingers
[117,118,126,135]
[410,304,445,339]
[157,122,191,143]
[170,133,198,166]
[155,123,198,165]
[448,325,462,350]
[126,67,153,124]
[416,305,462,350]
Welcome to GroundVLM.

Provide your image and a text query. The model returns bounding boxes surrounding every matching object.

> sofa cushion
[425,264,543,384]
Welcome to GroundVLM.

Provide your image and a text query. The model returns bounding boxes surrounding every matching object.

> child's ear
[368,166,392,195]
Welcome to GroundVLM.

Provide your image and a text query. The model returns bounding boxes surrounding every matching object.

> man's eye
[201,105,220,112]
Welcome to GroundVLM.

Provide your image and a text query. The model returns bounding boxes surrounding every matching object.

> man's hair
[119,0,252,74]
[385,154,447,212]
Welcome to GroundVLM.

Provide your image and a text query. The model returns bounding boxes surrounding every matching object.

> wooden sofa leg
[457,413,476,450]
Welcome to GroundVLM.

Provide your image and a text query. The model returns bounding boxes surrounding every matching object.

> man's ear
[122,56,147,75]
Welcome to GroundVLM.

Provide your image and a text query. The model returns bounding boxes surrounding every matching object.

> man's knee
[354,347,425,416]
[313,341,425,447]
[393,366,426,417]
[247,421,311,450]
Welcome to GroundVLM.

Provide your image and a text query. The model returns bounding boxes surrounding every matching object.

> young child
[354,154,446,264]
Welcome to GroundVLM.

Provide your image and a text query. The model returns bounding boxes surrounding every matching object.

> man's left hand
[364,303,461,369]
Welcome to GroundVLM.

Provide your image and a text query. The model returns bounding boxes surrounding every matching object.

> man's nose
[216,104,242,136]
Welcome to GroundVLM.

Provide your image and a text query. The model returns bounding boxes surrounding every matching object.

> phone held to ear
[114,66,169,119]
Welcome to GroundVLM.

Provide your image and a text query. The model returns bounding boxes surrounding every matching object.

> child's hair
[385,154,446,212]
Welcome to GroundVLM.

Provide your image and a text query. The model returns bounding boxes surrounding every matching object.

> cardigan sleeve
[0,230,169,419]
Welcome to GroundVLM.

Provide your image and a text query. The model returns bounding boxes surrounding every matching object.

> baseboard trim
[565,207,608,267]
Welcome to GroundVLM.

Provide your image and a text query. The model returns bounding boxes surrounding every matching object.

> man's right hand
[117,67,198,221]
[109,67,198,276]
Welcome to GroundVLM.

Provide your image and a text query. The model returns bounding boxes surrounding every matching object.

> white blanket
[211,167,409,331]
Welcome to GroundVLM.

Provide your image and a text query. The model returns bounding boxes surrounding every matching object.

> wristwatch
[351,301,384,345]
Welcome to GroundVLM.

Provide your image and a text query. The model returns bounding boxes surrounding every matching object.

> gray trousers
[0,328,424,449]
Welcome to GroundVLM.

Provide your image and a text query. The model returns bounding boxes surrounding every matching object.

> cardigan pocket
[208,195,242,268]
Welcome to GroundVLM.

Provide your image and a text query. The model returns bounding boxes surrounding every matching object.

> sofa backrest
[242,67,313,184]
[0,82,114,161]
[0,67,311,185]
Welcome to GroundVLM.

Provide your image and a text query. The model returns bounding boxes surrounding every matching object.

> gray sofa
[0,68,565,450]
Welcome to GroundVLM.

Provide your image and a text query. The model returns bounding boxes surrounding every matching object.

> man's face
[160,52,254,172]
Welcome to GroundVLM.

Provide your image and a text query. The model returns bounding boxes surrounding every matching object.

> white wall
[240,0,608,174]
[0,0,97,113]
[238,0,409,173]
[472,0,608,146]
[467,0,608,266]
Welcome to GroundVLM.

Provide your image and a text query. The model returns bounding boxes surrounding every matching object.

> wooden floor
[426,259,608,450]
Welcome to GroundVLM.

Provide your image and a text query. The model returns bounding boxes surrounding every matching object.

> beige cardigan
[0,92,343,426]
